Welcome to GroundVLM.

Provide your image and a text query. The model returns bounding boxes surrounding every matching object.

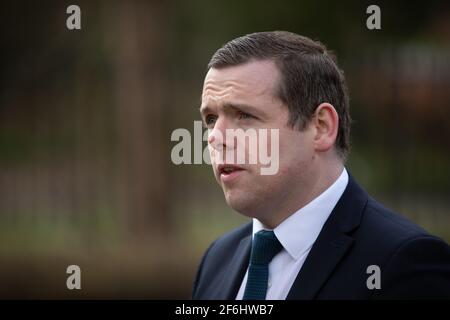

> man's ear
[312,103,339,153]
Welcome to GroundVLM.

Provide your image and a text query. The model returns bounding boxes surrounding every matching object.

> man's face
[200,60,316,225]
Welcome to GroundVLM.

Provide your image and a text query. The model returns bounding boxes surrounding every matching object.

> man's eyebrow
[199,102,263,116]
[199,104,211,116]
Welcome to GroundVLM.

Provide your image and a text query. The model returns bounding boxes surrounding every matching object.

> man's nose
[208,118,232,151]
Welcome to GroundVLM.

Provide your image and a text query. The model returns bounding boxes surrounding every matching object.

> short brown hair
[208,31,351,159]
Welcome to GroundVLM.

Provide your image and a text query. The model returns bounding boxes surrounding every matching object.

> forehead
[201,59,280,104]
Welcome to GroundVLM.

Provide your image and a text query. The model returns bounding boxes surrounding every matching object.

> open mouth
[218,164,245,182]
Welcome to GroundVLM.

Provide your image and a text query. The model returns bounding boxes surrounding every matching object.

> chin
[224,190,259,218]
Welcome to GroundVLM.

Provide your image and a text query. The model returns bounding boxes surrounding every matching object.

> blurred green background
[0,0,449,298]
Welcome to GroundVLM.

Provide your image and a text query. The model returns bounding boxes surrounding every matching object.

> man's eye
[205,115,217,127]
[238,111,253,120]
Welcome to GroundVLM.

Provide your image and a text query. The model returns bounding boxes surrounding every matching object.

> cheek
[209,146,218,162]
[209,147,215,158]
[279,131,311,163]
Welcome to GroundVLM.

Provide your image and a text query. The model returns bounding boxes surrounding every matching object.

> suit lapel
[286,231,354,299]
[287,174,368,299]
[217,235,252,299]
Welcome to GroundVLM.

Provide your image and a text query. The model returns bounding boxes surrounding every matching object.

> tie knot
[250,230,283,265]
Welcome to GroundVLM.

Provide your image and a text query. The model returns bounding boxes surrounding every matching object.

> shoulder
[358,197,450,298]
[356,195,450,257]
[360,196,431,243]
[192,222,252,299]
[199,222,252,267]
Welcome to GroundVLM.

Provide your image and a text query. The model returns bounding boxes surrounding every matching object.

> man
[192,31,450,299]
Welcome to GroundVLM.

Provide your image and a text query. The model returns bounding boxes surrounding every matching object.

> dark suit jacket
[192,175,450,299]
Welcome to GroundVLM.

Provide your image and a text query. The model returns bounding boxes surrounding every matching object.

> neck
[259,160,344,229]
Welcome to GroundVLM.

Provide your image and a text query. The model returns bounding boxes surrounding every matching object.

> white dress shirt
[236,168,349,300]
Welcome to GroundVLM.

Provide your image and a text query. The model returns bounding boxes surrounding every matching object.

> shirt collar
[252,168,349,260]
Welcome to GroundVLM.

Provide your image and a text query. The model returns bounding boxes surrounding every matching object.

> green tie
[243,230,283,300]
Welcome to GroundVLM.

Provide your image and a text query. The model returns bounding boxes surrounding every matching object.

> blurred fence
[0,0,449,298]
